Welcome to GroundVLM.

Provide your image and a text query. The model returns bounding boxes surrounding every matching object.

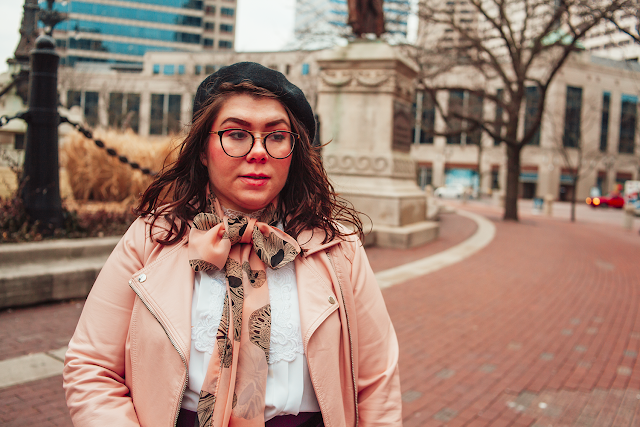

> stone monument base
[370,221,439,249]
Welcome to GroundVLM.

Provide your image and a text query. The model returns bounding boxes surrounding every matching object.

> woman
[63,62,402,427]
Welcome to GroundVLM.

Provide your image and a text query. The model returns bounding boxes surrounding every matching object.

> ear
[200,151,208,167]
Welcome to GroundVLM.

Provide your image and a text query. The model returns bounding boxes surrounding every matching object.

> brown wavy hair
[135,81,364,246]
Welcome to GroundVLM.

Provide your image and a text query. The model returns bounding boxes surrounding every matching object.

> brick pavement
[386,203,640,426]
[2,206,639,426]
[366,211,478,273]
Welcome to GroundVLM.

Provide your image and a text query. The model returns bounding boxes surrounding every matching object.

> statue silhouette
[347,0,385,38]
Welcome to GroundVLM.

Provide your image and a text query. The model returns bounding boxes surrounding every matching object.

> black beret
[193,62,316,139]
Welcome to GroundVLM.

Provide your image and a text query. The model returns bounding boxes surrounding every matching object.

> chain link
[0,113,25,128]
[59,115,157,176]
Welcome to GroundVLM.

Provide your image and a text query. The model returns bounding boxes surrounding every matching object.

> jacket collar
[296,228,343,257]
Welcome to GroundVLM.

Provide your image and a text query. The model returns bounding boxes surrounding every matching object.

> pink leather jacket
[63,217,402,427]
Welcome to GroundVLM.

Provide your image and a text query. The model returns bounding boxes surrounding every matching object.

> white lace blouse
[181,213,320,420]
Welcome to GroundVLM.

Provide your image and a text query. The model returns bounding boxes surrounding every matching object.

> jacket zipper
[129,279,189,427]
[326,251,359,427]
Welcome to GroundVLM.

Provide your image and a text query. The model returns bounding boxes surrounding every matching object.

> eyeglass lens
[220,129,294,158]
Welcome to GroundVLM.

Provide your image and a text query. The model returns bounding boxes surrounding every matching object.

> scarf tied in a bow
[188,194,300,427]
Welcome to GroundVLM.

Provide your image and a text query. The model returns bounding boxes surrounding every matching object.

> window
[221,7,234,16]
[195,64,202,75]
[491,168,500,189]
[563,86,582,148]
[619,94,637,154]
[417,165,432,189]
[84,92,99,127]
[178,64,185,75]
[163,64,175,75]
[14,133,24,150]
[205,5,215,15]
[204,38,214,47]
[150,94,165,135]
[220,23,233,33]
[600,92,610,152]
[108,92,140,132]
[447,90,463,144]
[205,22,215,31]
[414,91,435,144]
[153,64,160,74]
[301,63,310,75]
[494,89,503,146]
[218,40,232,49]
[167,94,182,134]
[67,90,81,108]
[108,92,124,129]
[205,64,215,74]
[150,93,182,135]
[467,92,483,146]
[126,93,140,133]
[285,64,291,75]
[524,86,541,146]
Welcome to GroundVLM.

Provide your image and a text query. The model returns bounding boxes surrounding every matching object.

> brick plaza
[1,201,639,426]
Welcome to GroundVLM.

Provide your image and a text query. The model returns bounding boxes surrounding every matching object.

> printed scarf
[188,194,301,427]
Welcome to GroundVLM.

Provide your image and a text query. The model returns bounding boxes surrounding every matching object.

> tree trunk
[504,143,521,221]
[570,176,578,222]
[477,143,482,199]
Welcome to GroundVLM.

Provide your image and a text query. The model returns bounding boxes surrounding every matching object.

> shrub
[0,196,137,243]
[61,129,180,203]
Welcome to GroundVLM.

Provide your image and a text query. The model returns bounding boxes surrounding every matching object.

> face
[202,94,293,213]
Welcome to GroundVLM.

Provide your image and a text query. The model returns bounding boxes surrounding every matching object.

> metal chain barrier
[59,115,156,176]
[0,112,157,176]
[0,113,25,128]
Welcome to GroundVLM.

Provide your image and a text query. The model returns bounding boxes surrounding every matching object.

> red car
[586,194,625,208]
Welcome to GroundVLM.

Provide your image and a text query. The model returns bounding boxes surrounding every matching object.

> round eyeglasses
[209,128,297,159]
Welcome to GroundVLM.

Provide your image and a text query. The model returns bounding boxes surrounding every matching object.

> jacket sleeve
[63,218,151,426]
[341,239,403,427]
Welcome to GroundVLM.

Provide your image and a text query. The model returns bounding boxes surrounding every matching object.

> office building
[50,0,237,67]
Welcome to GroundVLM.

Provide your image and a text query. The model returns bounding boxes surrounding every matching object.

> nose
[246,135,268,162]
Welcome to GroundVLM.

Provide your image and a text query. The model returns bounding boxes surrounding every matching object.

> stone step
[0,236,120,266]
[0,236,120,309]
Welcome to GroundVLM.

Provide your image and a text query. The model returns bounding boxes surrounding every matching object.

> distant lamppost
[602,155,616,194]
[38,0,68,36]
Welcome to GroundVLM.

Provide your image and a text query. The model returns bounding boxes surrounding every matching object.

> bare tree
[408,0,630,220]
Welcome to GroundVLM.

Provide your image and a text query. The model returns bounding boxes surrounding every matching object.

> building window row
[57,20,202,45]
[220,7,234,17]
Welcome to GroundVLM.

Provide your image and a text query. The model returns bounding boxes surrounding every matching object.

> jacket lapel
[130,241,195,359]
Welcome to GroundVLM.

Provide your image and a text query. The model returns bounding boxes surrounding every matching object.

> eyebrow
[219,117,290,129]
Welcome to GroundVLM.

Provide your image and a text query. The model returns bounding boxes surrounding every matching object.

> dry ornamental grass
[61,129,182,204]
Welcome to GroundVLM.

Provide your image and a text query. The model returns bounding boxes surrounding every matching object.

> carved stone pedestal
[316,40,439,248]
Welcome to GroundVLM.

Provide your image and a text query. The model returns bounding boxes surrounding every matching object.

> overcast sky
[0,0,297,74]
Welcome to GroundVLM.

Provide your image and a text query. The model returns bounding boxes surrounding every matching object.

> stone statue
[347,0,385,38]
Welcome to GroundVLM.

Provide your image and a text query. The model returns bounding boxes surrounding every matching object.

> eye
[226,129,250,140]
[267,131,288,143]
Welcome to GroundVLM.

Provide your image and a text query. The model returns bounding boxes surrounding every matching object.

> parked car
[434,184,467,198]
[586,193,625,208]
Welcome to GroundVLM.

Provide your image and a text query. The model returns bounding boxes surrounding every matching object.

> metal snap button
[138,273,147,283]
[328,296,335,304]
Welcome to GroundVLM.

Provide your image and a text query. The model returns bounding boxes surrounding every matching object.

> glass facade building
[49,0,237,66]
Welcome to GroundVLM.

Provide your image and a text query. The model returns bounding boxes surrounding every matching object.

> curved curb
[375,209,496,289]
